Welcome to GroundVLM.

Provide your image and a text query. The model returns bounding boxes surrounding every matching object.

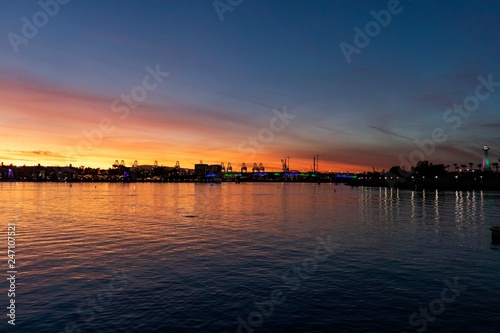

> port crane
[313,155,325,173]
[281,156,291,172]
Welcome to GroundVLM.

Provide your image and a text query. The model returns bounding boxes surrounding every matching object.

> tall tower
[482,145,490,170]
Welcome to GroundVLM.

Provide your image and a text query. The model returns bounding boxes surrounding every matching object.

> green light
[274,172,280,176]
[353,175,358,179]
[300,173,305,176]
[311,174,316,177]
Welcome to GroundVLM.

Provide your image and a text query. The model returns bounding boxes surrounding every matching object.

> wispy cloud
[5,150,65,158]
[368,126,412,140]
[479,122,500,128]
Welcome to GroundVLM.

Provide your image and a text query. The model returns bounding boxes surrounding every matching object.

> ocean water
[1,182,499,333]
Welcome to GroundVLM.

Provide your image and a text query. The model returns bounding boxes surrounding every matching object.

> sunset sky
[1,0,500,172]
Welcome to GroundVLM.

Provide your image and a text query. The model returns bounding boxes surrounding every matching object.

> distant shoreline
[2,178,500,192]
[2,162,500,191]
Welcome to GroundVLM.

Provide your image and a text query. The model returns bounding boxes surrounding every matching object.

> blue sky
[1,0,499,171]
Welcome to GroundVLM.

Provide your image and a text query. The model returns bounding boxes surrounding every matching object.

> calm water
[1,183,499,333]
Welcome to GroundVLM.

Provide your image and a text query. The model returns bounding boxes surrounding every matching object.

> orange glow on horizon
[0,73,376,174]
[0,154,369,173]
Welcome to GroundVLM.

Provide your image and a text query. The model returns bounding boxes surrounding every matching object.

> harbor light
[483,145,491,170]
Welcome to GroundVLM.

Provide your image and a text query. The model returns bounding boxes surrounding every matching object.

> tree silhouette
[492,162,499,174]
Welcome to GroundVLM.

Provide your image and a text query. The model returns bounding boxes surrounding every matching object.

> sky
[1,0,500,172]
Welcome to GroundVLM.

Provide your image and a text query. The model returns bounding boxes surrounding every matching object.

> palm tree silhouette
[492,162,499,175]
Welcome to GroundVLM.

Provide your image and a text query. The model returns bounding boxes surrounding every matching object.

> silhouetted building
[209,164,222,174]
[195,163,209,176]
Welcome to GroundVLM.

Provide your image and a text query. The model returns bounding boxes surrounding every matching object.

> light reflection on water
[1,183,500,333]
